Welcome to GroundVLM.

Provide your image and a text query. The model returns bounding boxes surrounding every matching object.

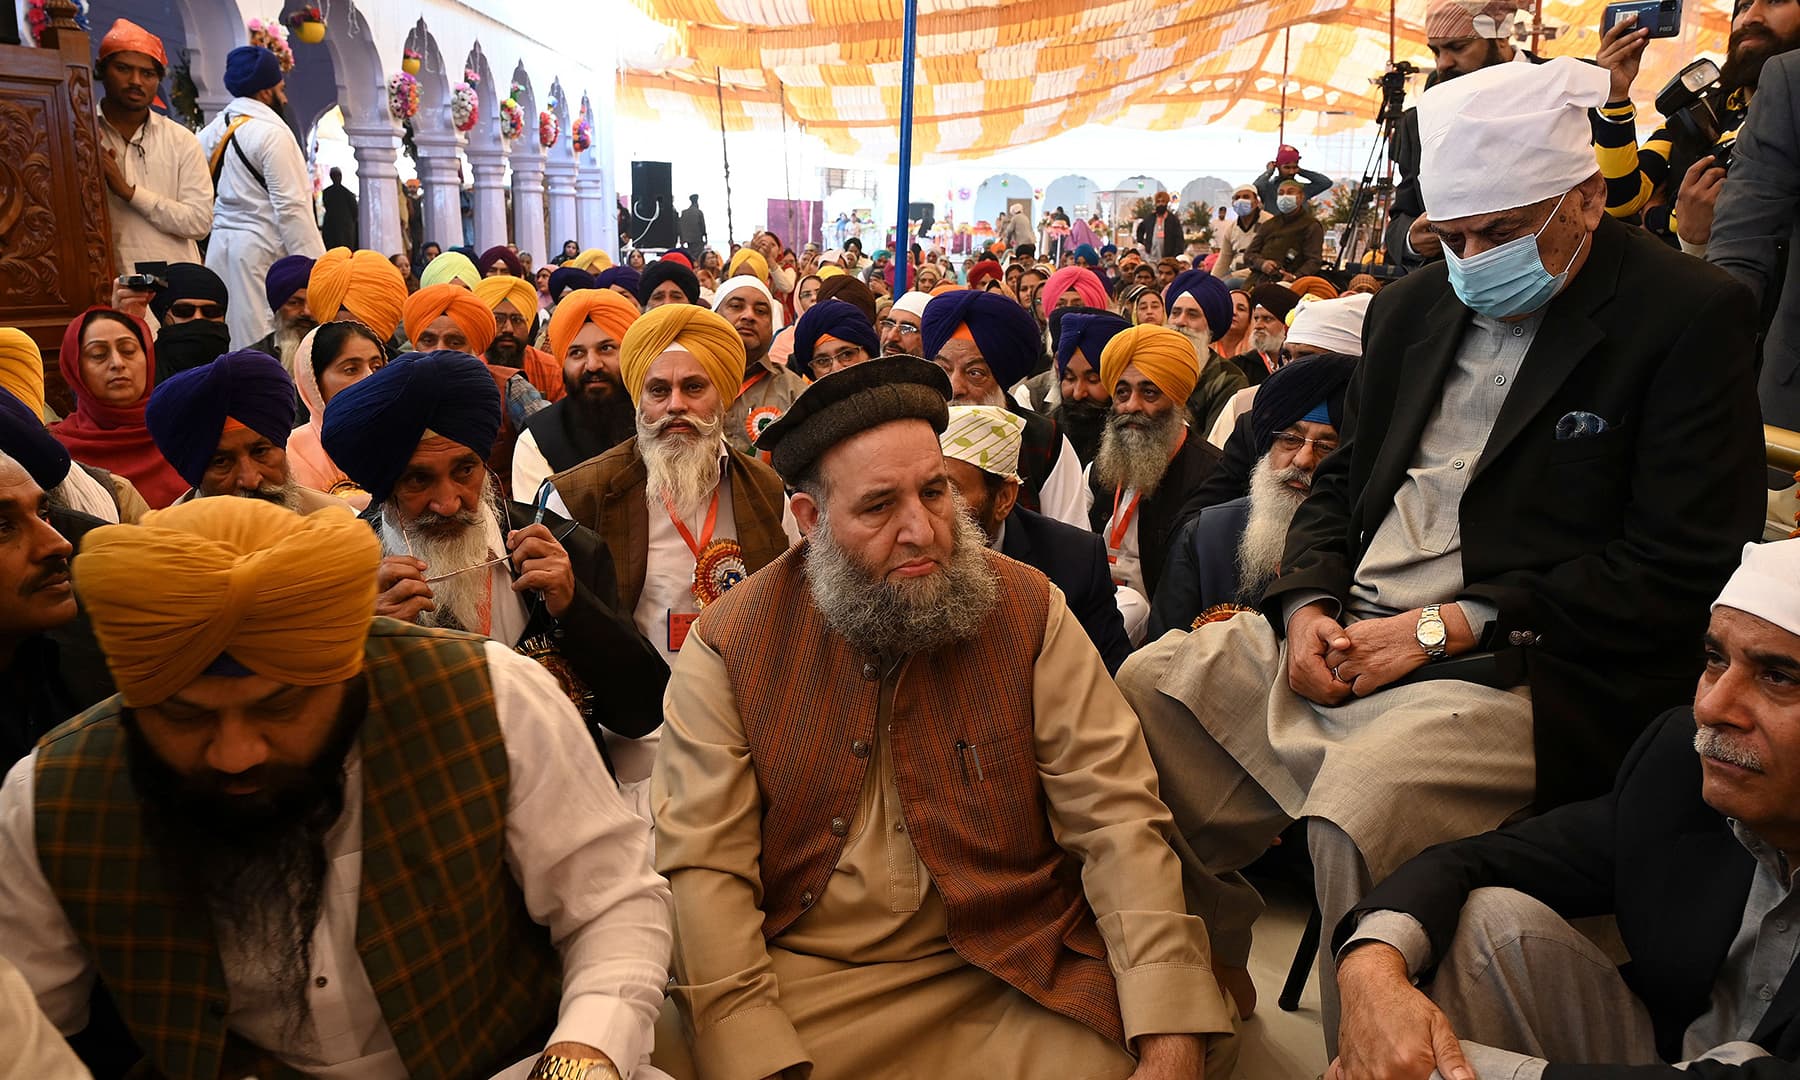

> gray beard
[379,477,505,633]
[1249,328,1285,355]
[1093,408,1185,497]
[639,412,726,516]
[273,324,307,368]
[1178,325,1212,365]
[1236,455,1310,602]
[224,479,303,511]
[802,493,999,657]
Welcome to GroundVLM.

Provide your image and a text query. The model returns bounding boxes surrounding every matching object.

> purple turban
[478,245,525,278]
[789,299,880,378]
[265,255,316,313]
[548,267,596,303]
[1053,311,1130,376]
[594,266,643,297]
[919,289,1042,388]
[145,350,297,488]
[320,350,501,504]
[1164,270,1234,339]
[224,46,282,98]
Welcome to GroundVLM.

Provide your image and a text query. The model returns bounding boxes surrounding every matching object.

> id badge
[1107,548,1140,590]
[668,611,699,653]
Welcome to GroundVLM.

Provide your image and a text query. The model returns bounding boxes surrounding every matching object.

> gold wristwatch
[1416,604,1448,661]
[528,1054,624,1080]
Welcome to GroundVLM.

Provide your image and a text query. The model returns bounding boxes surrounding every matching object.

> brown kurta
[651,588,1234,1080]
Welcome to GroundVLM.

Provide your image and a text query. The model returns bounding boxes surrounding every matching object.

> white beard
[639,411,726,516]
[379,479,506,633]
[1235,454,1311,601]
[1177,324,1213,366]
[1249,328,1285,355]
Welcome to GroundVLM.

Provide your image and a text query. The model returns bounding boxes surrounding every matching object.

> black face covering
[154,320,231,384]
[1054,398,1110,466]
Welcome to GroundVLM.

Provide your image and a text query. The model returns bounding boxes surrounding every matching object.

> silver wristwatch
[528,1055,623,1080]
[1416,604,1448,661]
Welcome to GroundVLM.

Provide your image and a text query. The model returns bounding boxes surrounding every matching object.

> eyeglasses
[170,302,223,320]
[494,312,531,330]
[810,345,866,375]
[1269,431,1339,455]
[877,318,921,334]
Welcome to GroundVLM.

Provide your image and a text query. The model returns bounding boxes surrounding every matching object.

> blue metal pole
[894,0,918,294]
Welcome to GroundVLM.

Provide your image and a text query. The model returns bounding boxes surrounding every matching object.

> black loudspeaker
[908,202,935,234]
[631,161,678,249]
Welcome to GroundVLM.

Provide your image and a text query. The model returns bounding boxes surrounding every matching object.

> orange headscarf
[402,284,498,357]
[548,289,640,361]
[307,248,408,341]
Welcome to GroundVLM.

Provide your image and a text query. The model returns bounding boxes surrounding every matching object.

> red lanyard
[1108,488,1143,550]
[664,489,720,559]
[739,368,768,397]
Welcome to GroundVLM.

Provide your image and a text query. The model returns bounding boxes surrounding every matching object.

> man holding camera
[1595,0,1800,254]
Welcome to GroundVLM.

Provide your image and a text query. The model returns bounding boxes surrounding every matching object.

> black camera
[118,260,168,291]
[1657,58,1736,170]
[1376,61,1417,125]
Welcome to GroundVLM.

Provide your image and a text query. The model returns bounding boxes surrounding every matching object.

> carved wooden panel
[0,96,63,306]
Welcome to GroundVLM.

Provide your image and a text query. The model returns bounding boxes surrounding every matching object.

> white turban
[1287,294,1373,357]
[891,291,933,321]
[1418,56,1609,221]
[940,404,1024,482]
[1714,540,1800,637]
[711,275,784,330]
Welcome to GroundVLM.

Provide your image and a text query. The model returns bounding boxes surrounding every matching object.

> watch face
[1420,623,1447,647]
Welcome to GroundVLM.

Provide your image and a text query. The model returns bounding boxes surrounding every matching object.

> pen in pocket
[954,739,983,783]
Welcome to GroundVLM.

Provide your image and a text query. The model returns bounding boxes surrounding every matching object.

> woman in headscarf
[284,320,389,509]
[1213,289,1253,360]
[49,308,186,509]
[1118,283,1166,327]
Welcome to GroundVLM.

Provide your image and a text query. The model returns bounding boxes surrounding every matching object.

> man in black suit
[1333,540,1800,1078]
[938,405,1130,673]
[1118,58,1764,1039]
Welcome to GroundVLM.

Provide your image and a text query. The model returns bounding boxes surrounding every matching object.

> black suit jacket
[1339,711,1800,1077]
[1087,429,1223,601]
[1261,216,1764,811]
[1149,496,1251,638]
[361,503,668,752]
[998,505,1130,674]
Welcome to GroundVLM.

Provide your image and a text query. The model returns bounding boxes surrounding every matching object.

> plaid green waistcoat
[32,620,562,1080]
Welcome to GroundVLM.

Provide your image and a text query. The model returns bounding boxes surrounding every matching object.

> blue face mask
[1276,195,1299,214]
[1233,199,1255,217]
[1442,190,1586,319]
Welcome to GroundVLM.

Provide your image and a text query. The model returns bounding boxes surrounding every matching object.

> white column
[468,147,510,252]
[510,147,548,266]
[575,161,606,251]
[545,157,580,263]
[342,119,404,256]
[413,129,465,255]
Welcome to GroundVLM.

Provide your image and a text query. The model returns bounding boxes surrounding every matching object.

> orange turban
[619,305,746,410]
[1289,276,1341,301]
[99,18,167,72]
[1099,324,1199,405]
[0,328,46,421]
[473,275,540,327]
[72,498,380,706]
[307,248,408,341]
[403,284,498,357]
[548,289,640,362]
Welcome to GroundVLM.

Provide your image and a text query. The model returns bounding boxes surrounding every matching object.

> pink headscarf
[1039,266,1110,321]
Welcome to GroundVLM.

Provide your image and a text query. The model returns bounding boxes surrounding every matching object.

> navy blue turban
[548,267,596,303]
[149,262,229,324]
[1053,310,1130,376]
[321,350,501,504]
[594,267,642,297]
[265,255,315,313]
[789,299,880,378]
[0,388,70,492]
[1164,269,1234,340]
[1249,352,1356,456]
[224,46,282,98]
[638,260,699,306]
[919,290,1042,389]
[145,350,297,488]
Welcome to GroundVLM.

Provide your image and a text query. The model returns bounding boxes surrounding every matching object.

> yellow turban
[728,247,770,285]
[403,284,498,357]
[1099,324,1199,405]
[307,248,408,341]
[569,248,613,272]
[619,304,746,410]
[472,274,540,326]
[72,499,380,706]
[815,265,846,280]
[420,251,480,289]
[0,328,46,420]
[548,289,640,362]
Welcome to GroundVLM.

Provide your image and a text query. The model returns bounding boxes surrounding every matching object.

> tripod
[1337,62,1415,270]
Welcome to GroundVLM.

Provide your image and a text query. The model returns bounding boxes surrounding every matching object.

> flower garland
[452,82,479,133]
[247,19,295,72]
[538,108,559,149]
[25,0,89,44]
[387,72,420,121]
[572,111,593,155]
[499,95,525,141]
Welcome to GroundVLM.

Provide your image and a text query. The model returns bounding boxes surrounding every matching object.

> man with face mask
[1252,145,1335,210]
[1118,57,1763,1051]
[1212,185,1264,284]
[198,46,325,350]
[1243,181,1325,287]
[148,263,233,384]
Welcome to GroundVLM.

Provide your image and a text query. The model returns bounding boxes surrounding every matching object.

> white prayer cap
[940,404,1024,482]
[892,291,933,320]
[1286,294,1373,356]
[710,274,784,330]
[1713,540,1800,638]
[1418,56,1609,222]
